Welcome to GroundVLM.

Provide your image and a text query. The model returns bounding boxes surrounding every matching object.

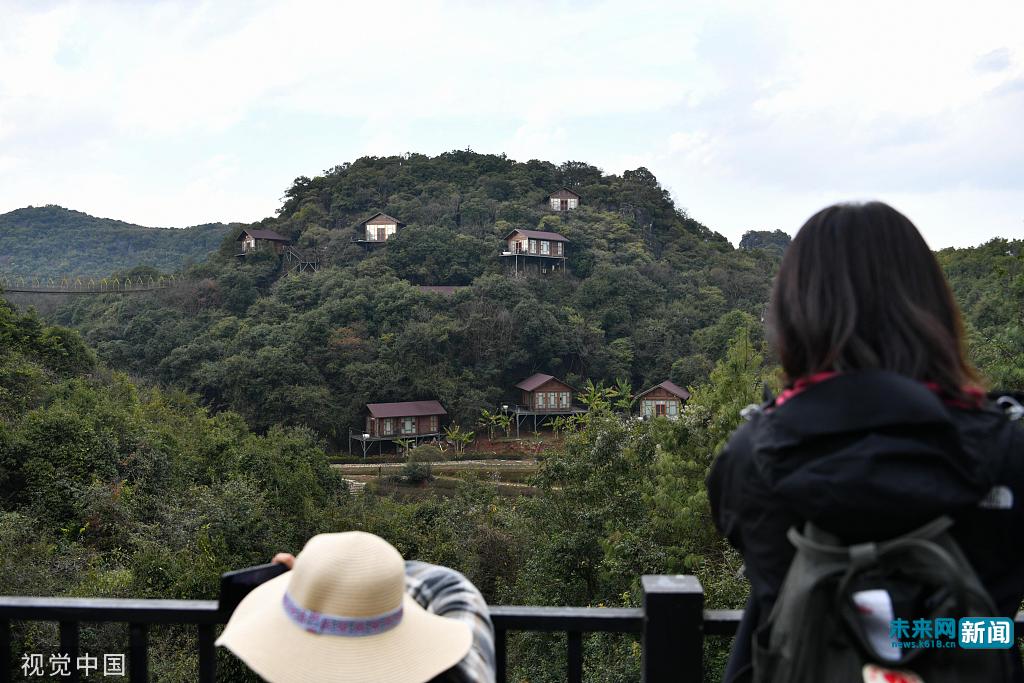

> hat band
[282,592,403,636]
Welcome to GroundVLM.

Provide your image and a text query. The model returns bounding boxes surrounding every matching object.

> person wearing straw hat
[217,531,496,683]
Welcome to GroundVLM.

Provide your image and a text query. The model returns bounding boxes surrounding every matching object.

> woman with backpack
[707,201,1024,683]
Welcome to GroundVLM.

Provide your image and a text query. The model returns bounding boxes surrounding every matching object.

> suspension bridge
[0,273,183,295]
[1,247,323,296]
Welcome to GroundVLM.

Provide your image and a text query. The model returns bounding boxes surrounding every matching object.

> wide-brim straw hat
[216,531,472,683]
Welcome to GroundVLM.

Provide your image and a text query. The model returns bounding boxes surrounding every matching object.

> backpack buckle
[849,542,878,568]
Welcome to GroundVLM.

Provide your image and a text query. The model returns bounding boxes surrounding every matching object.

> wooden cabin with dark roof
[636,380,690,420]
[501,228,568,275]
[546,188,581,212]
[348,400,447,455]
[508,373,585,435]
[236,228,289,256]
[355,212,406,245]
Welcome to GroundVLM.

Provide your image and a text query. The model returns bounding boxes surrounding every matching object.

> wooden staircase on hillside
[283,245,322,273]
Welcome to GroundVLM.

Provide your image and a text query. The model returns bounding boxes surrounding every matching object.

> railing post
[197,624,216,683]
[641,575,704,683]
[129,623,148,682]
[495,628,507,683]
[59,621,80,683]
[1,619,9,683]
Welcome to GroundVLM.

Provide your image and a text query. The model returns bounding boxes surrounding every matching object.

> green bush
[401,460,433,485]
[408,444,445,463]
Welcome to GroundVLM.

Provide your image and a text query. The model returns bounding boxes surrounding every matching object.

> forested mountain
[4,152,1022,682]
[49,152,782,446]
[0,263,760,683]
[0,205,234,278]
[937,238,1024,389]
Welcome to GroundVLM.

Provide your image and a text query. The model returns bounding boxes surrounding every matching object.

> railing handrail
[0,597,220,624]
[4,578,1023,683]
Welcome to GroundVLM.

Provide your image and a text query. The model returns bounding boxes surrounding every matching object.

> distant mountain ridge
[0,205,235,278]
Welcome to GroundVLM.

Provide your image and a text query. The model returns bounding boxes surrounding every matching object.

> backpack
[751,515,1013,683]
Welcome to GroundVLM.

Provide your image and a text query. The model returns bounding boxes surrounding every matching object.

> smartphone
[218,562,290,615]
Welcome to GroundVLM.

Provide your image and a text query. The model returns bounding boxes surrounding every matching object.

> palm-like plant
[610,378,634,413]
[444,424,475,457]
[496,413,512,438]
[550,415,567,435]
[478,409,499,440]
[578,379,614,412]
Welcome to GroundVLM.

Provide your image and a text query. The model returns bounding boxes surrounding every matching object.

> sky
[1,0,1022,249]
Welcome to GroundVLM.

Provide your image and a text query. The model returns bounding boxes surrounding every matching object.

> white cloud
[0,0,1020,247]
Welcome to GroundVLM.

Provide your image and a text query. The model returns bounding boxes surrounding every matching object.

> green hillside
[49,152,783,445]
[0,205,235,278]
[6,152,1022,682]
[41,152,1023,451]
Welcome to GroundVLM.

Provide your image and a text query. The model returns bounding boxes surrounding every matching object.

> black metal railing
[3,571,1021,683]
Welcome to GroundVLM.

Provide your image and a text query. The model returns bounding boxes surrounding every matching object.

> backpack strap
[787,516,954,555]
[883,515,954,541]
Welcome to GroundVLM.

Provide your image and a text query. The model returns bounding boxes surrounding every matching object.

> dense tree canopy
[4,152,1021,682]
[46,153,780,446]
[739,229,791,257]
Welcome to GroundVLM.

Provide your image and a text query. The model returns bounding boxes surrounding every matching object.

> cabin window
[550,198,560,211]
[642,400,654,417]
[401,417,416,434]
[430,415,438,432]
[554,242,562,256]
[560,392,569,407]
[668,401,679,417]
[382,418,394,435]
[529,239,537,253]
[547,391,557,407]
[567,198,578,209]
[541,241,550,255]
[536,392,546,409]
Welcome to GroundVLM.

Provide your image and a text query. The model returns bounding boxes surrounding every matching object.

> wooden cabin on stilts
[348,400,447,456]
[506,373,585,435]
[500,229,568,275]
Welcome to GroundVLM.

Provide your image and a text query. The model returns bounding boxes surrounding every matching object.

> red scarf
[774,372,984,410]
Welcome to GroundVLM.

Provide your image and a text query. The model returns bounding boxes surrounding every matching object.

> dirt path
[333,459,538,473]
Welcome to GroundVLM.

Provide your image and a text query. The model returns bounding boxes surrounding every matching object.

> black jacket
[707,370,1024,682]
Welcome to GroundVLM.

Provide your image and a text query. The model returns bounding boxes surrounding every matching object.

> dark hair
[768,201,980,397]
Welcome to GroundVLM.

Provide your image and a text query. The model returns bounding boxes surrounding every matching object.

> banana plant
[444,424,474,457]
[496,413,512,438]
[610,378,634,413]
[578,379,613,412]
[478,409,499,440]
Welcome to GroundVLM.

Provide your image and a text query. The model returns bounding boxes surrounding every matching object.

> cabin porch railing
[509,404,583,414]
[1,573,737,683]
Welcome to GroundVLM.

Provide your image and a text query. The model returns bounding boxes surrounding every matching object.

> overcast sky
[1,0,1022,248]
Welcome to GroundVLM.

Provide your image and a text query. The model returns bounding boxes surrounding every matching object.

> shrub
[402,461,433,485]
[408,444,445,463]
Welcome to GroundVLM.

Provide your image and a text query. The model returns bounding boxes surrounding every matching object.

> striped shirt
[405,561,496,683]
